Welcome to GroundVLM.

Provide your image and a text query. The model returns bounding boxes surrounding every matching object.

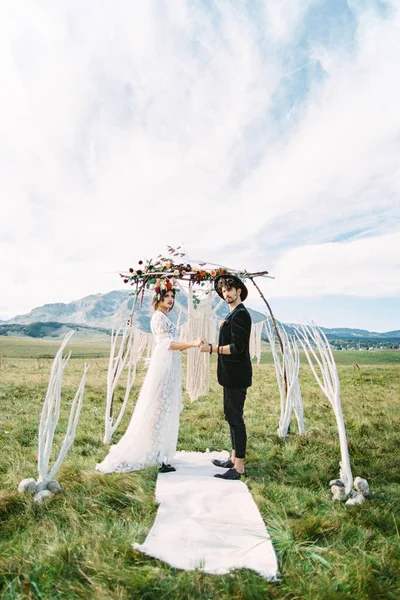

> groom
[200,274,252,480]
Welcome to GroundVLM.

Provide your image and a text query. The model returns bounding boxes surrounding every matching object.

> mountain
[0,322,110,339]
[4,290,266,333]
[6,291,133,329]
[3,291,399,341]
[318,327,400,340]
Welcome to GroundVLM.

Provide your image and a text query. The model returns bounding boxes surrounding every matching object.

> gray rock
[18,478,38,494]
[47,480,62,495]
[329,479,344,487]
[36,481,49,492]
[33,490,53,504]
[348,488,357,498]
[354,477,370,497]
[331,485,348,501]
[345,492,366,506]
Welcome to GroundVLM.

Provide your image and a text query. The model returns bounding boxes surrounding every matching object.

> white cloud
[230,6,400,237]
[265,231,400,298]
[0,1,399,323]
[263,0,317,43]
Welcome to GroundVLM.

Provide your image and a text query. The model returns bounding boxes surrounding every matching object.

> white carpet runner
[133,451,279,580]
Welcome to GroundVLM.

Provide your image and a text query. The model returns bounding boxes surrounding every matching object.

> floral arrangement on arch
[120,246,234,306]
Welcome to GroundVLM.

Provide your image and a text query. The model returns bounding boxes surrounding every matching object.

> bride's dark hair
[152,288,176,312]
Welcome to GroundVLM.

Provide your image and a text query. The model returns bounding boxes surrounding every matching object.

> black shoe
[159,462,176,473]
[212,458,234,469]
[214,468,246,480]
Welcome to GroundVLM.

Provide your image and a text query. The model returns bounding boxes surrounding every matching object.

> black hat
[214,274,248,301]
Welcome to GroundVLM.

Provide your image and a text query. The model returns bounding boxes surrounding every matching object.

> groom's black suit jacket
[217,303,252,389]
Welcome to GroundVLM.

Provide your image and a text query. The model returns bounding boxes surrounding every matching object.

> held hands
[199,342,211,353]
[191,337,205,348]
[191,339,221,353]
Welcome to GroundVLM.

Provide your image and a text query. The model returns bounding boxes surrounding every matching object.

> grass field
[0,336,399,599]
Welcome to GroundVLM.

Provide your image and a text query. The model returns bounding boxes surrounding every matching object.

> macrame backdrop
[178,285,219,402]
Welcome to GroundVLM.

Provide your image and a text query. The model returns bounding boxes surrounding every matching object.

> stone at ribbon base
[354,477,370,497]
[329,475,370,505]
[345,492,366,506]
[37,481,49,492]
[47,480,63,495]
[329,479,344,487]
[33,490,53,503]
[331,484,348,502]
[18,478,62,502]
[18,478,38,494]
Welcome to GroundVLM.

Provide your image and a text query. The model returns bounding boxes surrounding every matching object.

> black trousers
[223,387,248,459]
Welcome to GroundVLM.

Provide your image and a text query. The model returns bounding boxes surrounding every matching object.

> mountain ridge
[3,290,399,340]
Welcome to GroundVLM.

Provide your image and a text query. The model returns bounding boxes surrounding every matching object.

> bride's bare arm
[169,338,203,351]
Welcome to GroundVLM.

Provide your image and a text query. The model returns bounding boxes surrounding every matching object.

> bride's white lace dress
[96,311,183,473]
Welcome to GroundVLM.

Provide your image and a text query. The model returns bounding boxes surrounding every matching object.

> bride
[96,279,203,474]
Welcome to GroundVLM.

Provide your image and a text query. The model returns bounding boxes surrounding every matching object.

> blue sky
[0,0,399,331]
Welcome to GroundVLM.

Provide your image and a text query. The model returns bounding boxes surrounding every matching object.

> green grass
[0,335,111,359]
[0,339,399,599]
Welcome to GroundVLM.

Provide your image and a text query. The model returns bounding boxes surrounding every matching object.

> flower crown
[152,278,179,302]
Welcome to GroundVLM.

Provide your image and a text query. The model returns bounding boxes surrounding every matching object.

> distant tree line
[329,339,399,350]
[0,322,110,338]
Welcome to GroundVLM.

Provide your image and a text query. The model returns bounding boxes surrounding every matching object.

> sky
[1,0,399,332]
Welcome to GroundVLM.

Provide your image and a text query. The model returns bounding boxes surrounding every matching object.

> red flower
[200,270,206,277]
[123,278,129,283]
[221,269,227,275]
[129,268,134,273]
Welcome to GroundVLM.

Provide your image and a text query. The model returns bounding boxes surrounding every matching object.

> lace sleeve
[151,312,175,350]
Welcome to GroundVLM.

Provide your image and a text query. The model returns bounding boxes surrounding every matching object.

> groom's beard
[225,293,239,304]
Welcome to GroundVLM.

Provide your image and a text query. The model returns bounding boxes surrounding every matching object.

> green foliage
[0,343,399,599]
